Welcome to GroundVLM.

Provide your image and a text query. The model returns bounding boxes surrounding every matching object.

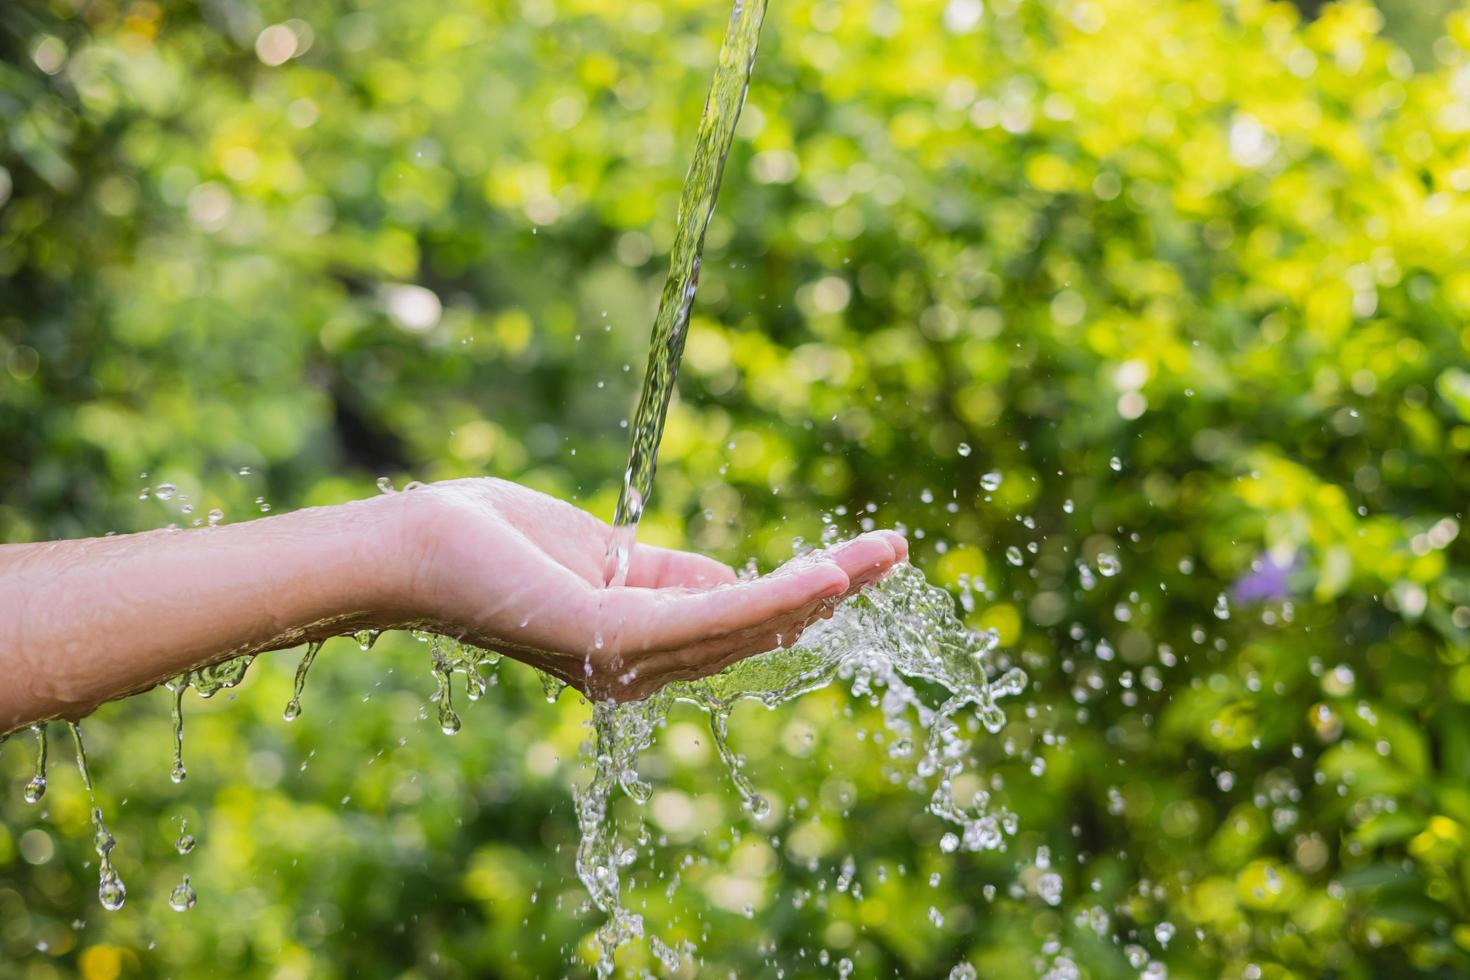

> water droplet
[1037,871,1063,906]
[980,470,1002,492]
[539,671,567,703]
[1096,553,1121,577]
[375,476,395,494]
[957,442,972,457]
[1005,546,1024,566]
[98,870,127,911]
[1108,456,1122,472]
[154,483,177,501]
[168,875,197,912]
[1214,593,1231,620]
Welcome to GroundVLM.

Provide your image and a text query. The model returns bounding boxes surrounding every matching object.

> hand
[394,479,907,702]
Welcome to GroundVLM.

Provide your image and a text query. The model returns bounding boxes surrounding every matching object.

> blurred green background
[3,0,1470,976]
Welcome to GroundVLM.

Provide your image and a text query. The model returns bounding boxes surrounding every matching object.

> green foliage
[3,0,1470,976]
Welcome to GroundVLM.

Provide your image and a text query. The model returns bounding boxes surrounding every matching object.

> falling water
[68,722,127,911]
[23,724,47,803]
[601,0,769,588]
[573,564,1028,974]
[167,653,256,782]
[425,633,503,735]
[282,640,324,722]
[170,817,198,911]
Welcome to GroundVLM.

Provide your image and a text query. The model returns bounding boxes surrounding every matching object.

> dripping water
[170,817,197,911]
[169,874,197,912]
[24,723,47,803]
[68,722,127,911]
[166,654,256,782]
[539,670,568,703]
[282,640,324,721]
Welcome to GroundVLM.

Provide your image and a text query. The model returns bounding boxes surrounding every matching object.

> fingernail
[819,577,849,599]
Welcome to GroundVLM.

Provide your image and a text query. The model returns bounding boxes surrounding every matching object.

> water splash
[67,722,126,911]
[282,640,324,722]
[573,564,1027,973]
[602,0,770,587]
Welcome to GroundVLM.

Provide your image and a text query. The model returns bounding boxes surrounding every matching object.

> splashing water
[574,563,1027,974]
[601,0,769,588]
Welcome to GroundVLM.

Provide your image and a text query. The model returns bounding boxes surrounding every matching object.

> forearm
[0,493,416,733]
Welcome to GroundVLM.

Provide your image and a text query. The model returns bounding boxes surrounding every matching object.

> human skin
[0,478,907,734]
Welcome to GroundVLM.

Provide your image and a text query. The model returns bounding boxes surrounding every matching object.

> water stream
[69,722,127,911]
[601,0,769,589]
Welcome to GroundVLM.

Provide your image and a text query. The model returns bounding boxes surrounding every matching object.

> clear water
[168,653,256,782]
[574,563,1027,974]
[601,0,770,588]
[68,722,127,911]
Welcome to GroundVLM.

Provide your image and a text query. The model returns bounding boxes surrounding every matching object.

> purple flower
[1233,552,1295,603]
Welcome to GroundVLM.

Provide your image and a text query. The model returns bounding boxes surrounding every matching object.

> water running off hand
[601,0,769,589]
[575,563,1028,974]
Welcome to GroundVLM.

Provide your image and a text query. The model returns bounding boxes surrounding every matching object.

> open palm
[400,479,907,701]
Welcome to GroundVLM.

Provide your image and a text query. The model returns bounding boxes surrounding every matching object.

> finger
[607,533,897,658]
[811,532,899,583]
[628,596,835,688]
[624,544,739,590]
[878,530,909,564]
[603,557,848,652]
[628,536,903,681]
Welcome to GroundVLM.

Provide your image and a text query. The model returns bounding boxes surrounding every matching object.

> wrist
[352,488,447,625]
